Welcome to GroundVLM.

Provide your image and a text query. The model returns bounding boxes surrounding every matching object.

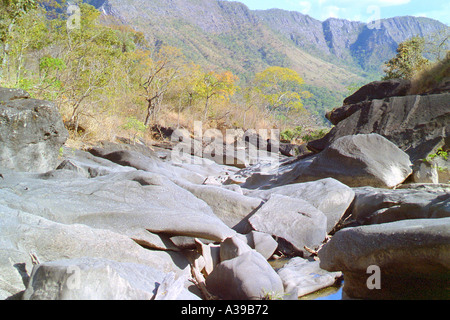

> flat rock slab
[249,194,327,255]
[0,170,236,243]
[173,180,263,233]
[247,178,355,232]
[23,258,198,300]
[0,206,192,300]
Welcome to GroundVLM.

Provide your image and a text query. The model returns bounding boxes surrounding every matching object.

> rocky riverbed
[0,82,449,300]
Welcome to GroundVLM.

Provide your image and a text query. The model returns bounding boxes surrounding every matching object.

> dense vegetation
[0,1,448,145]
[0,1,325,144]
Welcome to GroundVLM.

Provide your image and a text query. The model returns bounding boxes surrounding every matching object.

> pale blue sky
[233,0,450,25]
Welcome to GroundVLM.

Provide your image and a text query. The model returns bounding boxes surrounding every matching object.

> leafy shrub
[301,128,329,143]
[280,126,303,142]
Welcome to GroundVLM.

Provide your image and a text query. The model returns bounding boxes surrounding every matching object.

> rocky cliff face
[257,11,448,71]
[351,16,447,71]
[322,18,365,62]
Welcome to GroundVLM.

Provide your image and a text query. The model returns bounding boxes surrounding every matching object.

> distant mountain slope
[84,0,448,91]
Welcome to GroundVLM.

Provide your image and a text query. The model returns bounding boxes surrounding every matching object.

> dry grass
[409,52,450,95]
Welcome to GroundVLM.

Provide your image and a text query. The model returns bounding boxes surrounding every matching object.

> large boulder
[248,194,328,255]
[241,134,412,189]
[343,79,411,108]
[309,93,450,163]
[0,88,68,173]
[247,178,355,233]
[298,134,412,188]
[326,79,411,126]
[206,250,284,300]
[318,218,450,299]
[349,186,450,225]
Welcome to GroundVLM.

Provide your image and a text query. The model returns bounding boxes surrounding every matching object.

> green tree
[122,116,147,143]
[383,36,430,80]
[0,0,38,80]
[6,6,48,86]
[168,62,203,127]
[59,3,125,129]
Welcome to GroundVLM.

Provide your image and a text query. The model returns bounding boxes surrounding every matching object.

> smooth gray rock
[237,231,279,260]
[0,206,192,300]
[174,181,263,233]
[23,258,197,300]
[297,134,413,188]
[58,147,137,178]
[242,134,412,190]
[318,218,450,299]
[248,194,328,255]
[240,155,316,190]
[0,88,68,173]
[247,178,355,232]
[350,186,450,225]
[88,148,207,184]
[220,235,253,262]
[206,251,284,300]
[309,93,450,163]
[0,170,236,245]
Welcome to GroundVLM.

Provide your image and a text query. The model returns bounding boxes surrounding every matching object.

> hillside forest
[0,1,448,145]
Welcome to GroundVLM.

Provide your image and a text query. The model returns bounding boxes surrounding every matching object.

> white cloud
[325,5,342,19]
[298,1,312,14]
[413,4,450,24]
[307,0,413,22]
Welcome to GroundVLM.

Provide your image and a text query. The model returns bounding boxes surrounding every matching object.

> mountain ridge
[86,0,448,90]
